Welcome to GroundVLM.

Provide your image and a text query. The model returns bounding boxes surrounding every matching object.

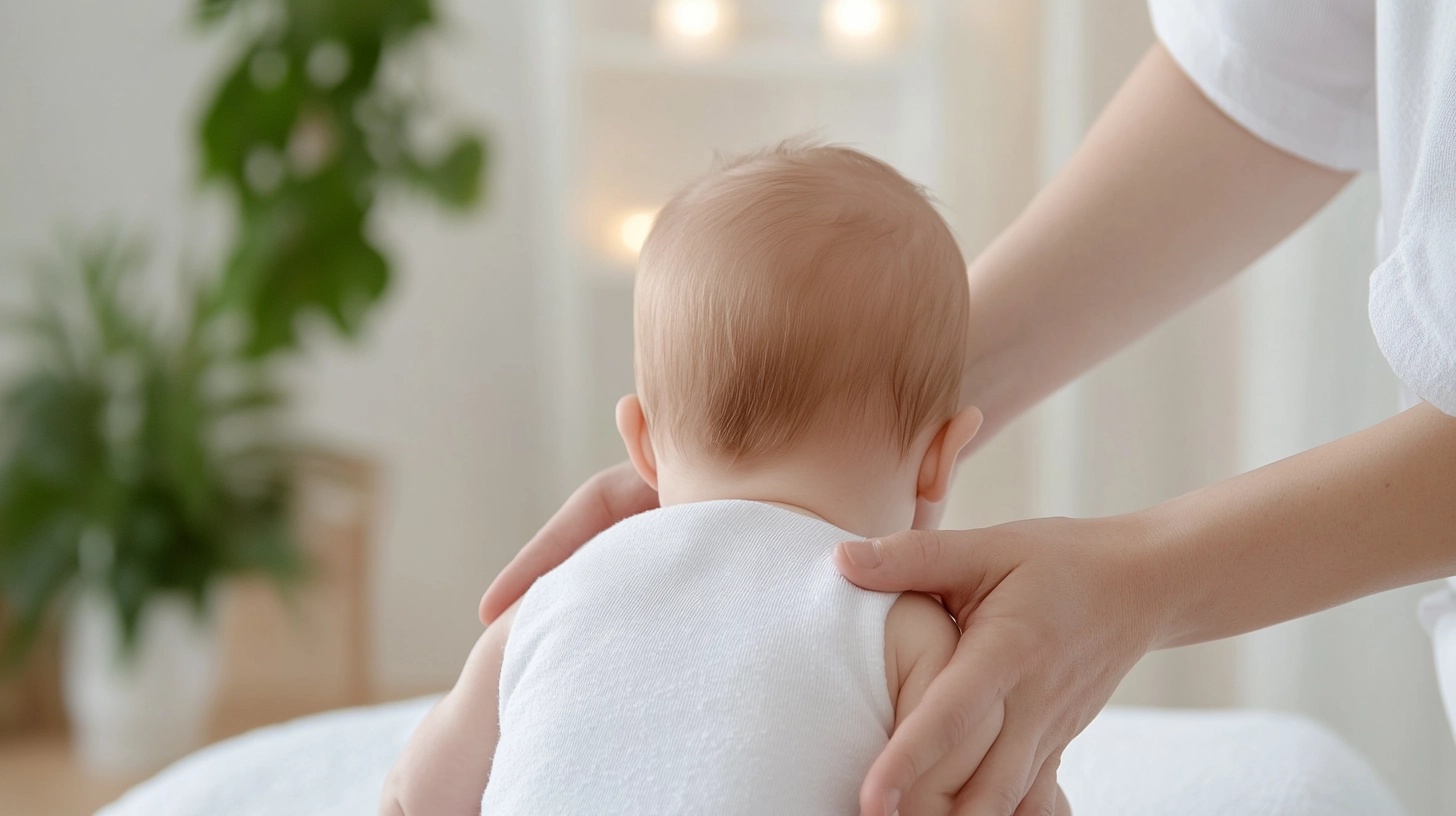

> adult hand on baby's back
[837,515,1170,816]
[479,460,658,623]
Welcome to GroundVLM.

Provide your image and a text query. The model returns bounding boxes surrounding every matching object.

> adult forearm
[1147,402,1456,649]
[962,44,1352,442]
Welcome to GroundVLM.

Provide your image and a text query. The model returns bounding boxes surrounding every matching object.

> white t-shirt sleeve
[1147,0,1379,172]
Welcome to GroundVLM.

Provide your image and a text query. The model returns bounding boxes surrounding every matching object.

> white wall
[288,1,547,691]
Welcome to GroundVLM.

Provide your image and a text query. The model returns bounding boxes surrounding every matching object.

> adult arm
[839,402,1456,816]
[958,43,1351,446]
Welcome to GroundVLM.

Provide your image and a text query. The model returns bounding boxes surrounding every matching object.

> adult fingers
[952,720,1040,816]
[836,529,1011,610]
[479,462,656,623]
[858,634,1009,816]
[1008,753,1064,816]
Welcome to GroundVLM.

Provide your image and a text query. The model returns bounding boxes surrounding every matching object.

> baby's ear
[916,407,983,504]
[615,395,659,491]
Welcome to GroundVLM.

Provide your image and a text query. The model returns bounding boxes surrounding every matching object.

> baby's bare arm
[379,602,518,816]
[887,592,1029,816]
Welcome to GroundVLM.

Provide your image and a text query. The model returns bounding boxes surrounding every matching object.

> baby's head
[616,142,981,535]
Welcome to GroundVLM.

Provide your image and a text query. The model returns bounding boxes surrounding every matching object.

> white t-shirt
[1149,0,1455,416]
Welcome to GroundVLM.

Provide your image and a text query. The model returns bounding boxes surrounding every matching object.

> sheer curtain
[938,1,1456,813]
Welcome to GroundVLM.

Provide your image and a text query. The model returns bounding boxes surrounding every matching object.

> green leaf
[222,510,307,582]
[0,514,82,670]
[208,381,288,419]
[198,51,306,186]
[2,373,107,489]
[195,0,239,26]
[408,134,487,210]
[286,0,434,41]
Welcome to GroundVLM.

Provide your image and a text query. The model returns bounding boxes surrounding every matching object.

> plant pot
[62,590,221,776]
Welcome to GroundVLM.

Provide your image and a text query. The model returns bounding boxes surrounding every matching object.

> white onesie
[479,500,898,815]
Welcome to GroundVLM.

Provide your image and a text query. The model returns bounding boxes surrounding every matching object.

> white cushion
[1062,707,1405,816]
[98,700,1406,816]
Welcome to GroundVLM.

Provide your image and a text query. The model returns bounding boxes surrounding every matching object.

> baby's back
[481,500,897,815]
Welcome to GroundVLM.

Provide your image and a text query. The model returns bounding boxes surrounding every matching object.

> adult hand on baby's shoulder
[836,516,1167,816]
[479,460,658,623]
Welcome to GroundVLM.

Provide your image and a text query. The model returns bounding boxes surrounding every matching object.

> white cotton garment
[1148,0,1456,416]
[480,500,898,815]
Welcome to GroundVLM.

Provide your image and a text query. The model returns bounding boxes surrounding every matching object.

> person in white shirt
[482,2,1456,814]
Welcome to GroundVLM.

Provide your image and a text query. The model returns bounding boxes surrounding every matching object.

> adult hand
[836,514,1168,816]
[479,460,658,624]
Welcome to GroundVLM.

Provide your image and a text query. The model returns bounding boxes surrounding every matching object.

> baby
[381,143,991,815]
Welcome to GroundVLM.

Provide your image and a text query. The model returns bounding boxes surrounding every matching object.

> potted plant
[0,0,487,775]
[0,233,302,773]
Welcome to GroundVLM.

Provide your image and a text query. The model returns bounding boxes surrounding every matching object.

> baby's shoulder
[886,592,958,650]
[883,592,959,706]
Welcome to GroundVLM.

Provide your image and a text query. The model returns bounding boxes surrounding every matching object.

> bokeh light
[619,210,657,256]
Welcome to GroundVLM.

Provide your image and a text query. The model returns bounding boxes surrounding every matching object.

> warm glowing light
[619,210,657,255]
[655,0,734,55]
[661,0,721,40]
[825,0,886,38]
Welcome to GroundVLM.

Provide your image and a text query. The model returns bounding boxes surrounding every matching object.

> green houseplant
[0,234,302,770]
[0,234,300,667]
[196,0,487,356]
[0,0,486,770]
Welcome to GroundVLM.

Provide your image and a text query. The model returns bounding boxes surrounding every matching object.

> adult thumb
[834,528,986,597]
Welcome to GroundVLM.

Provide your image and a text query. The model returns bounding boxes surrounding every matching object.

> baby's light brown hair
[635,142,969,463]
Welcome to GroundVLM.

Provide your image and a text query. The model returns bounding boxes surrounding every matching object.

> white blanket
[97,699,1406,816]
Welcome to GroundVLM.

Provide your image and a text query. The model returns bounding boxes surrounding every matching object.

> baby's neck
[655,453,917,539]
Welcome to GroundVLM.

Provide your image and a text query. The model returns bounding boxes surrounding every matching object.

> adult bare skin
[482,44,1456,816]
